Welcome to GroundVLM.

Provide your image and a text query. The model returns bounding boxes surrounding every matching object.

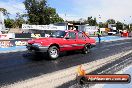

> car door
[76,32,87,49]
[64,32,77,51]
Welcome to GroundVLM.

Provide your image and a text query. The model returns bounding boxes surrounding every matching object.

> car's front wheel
[48,46,59,60]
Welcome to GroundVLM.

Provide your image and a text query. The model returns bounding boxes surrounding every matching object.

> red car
[26,30,96,59]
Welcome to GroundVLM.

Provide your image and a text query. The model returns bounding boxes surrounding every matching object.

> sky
[0,0,132,23]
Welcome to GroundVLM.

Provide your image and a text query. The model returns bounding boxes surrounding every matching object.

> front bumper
[26,44,48,52]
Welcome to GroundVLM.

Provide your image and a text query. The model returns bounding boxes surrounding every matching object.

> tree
[106,19,116,24]
[5,13,26,28]
[43,7,64,24]
[116,21,123,30]
[128,24,132,32]
[0,8,10,17]
[85,16,97,26]
[13,13,26,28]
[24,0,64,25]
[98,22,103,28]
[4,19,14,28]
[103,22,108,28]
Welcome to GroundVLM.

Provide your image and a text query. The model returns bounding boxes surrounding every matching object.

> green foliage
[4,13,26,28]
[1,8,25,28]
[106,19,116,24]
[0,8,10,18]
[116,21,123,30]
[124,24,132,32]
[85,16,97,26]
[24,0,64,25]
[128,24,132,32]
[13,13,26,28]
[4,18,14,28]
[98,22,103,28]
[0,8,9,16]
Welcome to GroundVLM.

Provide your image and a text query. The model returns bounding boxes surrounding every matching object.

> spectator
[96,29,102,43]
[120,31,123,37]
[73,27,76,30]
[22,31,24,33]
[69,27,73,30]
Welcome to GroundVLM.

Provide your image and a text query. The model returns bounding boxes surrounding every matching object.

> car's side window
[78,32,86,39]
[67,32,76,39]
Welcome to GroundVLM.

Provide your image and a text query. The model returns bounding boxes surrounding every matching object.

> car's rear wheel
[82,44,90,54]
[48,46,59,59]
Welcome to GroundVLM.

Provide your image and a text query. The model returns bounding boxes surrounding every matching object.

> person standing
[96,29,102,43]
[120,31,123,37]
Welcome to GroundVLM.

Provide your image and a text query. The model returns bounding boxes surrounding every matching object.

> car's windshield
[50,31,67,38]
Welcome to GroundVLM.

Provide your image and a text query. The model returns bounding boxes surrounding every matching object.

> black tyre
[48,46,59,59]
[82,44,90,54]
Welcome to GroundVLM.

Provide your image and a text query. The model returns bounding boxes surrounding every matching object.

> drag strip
[93,41,131,50]
[2,46,132,88]
[0,39,132,87]
[67,56,132,88]
[59,54,132,88]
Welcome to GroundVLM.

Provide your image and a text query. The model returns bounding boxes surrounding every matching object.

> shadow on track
[22,51,87,61]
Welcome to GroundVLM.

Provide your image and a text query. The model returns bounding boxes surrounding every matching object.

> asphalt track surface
[59,50,132,88]
[0,39,132,87]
